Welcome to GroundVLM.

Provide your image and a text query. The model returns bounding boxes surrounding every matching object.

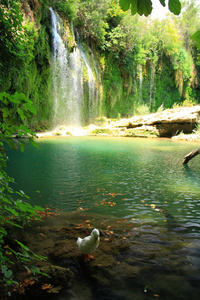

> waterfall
[49,8,99,127]
[78,42,97,123]
[149,62,155,109]
[138,64,143,101]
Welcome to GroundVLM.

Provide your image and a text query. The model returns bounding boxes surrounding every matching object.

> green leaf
[34,205,44,212]
[29,138,39,149]
[31,266,50,277]
[159,0,166,6]
[2,197,12,205]
[19,124,31,134]
[15,201,36,214]
[4,205,19,216]
[0,227,8,235]
[131,0,138,15]
[5,269,13,279]
[191,30,200,49]
[5,220,22,228]
[138,0,152,16]
[17,108,25,120]
[191,30,200,40]
[20,141,26,153]
[2,108,11,118]
[24,101,37,115]
[119,0,132,11]
[120,0,152,16]
[1,265,13,279]
[15,240,29,251]
[168,0,181,15]
[33,252,47,261]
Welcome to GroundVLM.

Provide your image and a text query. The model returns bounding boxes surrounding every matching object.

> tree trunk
[182,148,200,164]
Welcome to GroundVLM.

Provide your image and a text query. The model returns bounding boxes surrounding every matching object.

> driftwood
[182,148,200,164]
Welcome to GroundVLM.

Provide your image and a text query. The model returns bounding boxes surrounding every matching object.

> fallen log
[182,148,200,164]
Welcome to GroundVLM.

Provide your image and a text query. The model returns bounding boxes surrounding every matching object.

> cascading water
[50,7,81,126]
[138,64,143,101]
[79,44,97,123]
[49,8,99,127]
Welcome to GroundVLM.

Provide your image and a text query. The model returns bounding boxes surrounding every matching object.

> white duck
[77,228,100,261]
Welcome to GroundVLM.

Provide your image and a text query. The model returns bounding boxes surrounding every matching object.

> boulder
[115,106,200,137]
[39,265,74,286]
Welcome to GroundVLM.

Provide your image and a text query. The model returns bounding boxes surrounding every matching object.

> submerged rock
[39,265,74,286]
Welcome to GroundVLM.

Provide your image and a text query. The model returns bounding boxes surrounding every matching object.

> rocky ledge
[37,106,200,139]
[114,105,200,138]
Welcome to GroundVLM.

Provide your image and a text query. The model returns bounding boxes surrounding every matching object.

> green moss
[125,127,159,138]
[91,128,113,135]
[52,131,62,136]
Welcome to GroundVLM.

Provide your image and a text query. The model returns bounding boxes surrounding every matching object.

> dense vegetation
[1,0,200,126]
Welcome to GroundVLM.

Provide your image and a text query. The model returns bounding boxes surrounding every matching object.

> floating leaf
[75,226,83,230]
[47,285,63,294]
[41,283,53,290]
[121,218,127,222]
[24,278,35,286]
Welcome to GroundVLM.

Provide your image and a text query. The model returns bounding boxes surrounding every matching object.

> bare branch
[182,148,200,164]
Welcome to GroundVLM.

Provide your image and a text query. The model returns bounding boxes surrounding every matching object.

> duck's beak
[94,237,98,243]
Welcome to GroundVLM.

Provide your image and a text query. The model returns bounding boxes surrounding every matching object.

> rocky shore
[36,106,200,141]
[8,210,200,300]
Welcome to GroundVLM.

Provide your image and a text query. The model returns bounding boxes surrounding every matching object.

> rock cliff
[115,106,200,137]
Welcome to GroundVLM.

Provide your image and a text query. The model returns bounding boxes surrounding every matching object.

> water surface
[6,137,200,299]
[6,137,200,227]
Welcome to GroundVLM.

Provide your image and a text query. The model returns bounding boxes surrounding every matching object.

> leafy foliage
[0,0,52,130]
[119,0,181,16]
[51,0,79,21]
[191,30,200,49]
[1,0,200,121]
[0,92,45,289]
[76,0,110,46]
